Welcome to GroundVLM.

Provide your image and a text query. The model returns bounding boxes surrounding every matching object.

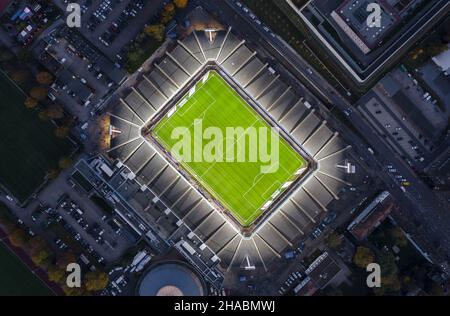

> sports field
[0,70,74,202]
[0,243,52,296]
[152,71,306,226]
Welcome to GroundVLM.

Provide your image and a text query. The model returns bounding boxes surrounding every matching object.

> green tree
[48,266,66,283]
[160,2,176,24]
[84,271,109,292]
[144,24,165,42]
[30,248,52,268]
[389,227,407,247]
[58,157,73,169]
[325,231,343,250]
[353,246,375,268]
[63,284,85,296]
[373,250,401,295]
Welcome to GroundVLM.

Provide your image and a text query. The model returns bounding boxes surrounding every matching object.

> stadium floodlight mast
[337,161,356,174]
[243,255,255,271]
[204,29,217,42]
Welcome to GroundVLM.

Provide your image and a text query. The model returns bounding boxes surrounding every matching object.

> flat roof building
[332,0,400,54]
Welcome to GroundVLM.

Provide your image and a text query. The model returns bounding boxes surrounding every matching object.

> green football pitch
[0,242,53,296]
[0,70,74,202]
[152,71,306,226]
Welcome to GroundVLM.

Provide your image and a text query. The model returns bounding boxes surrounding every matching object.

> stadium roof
[107,28,355,271]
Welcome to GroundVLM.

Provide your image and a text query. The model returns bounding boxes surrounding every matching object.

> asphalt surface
[203,0,450,274]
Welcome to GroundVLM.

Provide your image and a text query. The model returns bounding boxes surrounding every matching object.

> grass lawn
[0,70,74,202]
[152,71,306,226]
[0,242,52,296]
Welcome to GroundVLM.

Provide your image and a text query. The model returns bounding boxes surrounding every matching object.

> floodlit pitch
[151,71,306,227]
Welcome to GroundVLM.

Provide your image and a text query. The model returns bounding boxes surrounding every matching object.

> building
[432,45,450,73]
[347,191,393,241]
[293,251,341,295]
[137,261,206,296]
[290,0,449,83]
[331,0,400,54]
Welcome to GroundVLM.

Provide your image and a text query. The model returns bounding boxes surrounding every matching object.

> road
[293,0,450,83]
[204,0,450,272]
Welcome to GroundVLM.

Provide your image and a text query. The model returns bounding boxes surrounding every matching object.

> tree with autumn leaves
[8,228,28,248]
[353,246,375,268]
[174,0,188,9]
[24,97,38,109]
[29,85,48,101]
[160,2,176,24]
[36,71,54,85]
[84,270,109,292]
[144,24,165,42]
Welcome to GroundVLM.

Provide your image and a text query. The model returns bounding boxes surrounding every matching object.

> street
[216,0,450,270]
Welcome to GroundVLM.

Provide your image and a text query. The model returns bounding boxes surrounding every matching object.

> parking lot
[8,161,137,265]
[53,0,166,63]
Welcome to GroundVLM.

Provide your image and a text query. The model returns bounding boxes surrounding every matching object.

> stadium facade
[107,27,355,272]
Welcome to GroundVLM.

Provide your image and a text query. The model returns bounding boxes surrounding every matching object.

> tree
[46,169,60,179]
[48,266,66,283]
[28,236,47,252]
[371,250,402,295]
[325,231,343,250]
[63,284,85,296]
[144,24,165,42]
[30,248,52,268]
[389,227,407,247]
[55,126,70,139]
[36,72,54,85]
[84,271,109,292]
[44,104,64,119]
[173,0,188,9]
[160,2,176,24]
[24,97,38,109]
[8,228,28,248]
[38,111,50,121]
[353,246,375,268]
[58,157,73,170]
[56,251,76,270]
[61,116,75,129]
[11,69,29,83]
[30,86,48,101]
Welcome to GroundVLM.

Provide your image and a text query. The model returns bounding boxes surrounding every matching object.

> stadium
[107,27,355,271]
[145,65,312,233]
